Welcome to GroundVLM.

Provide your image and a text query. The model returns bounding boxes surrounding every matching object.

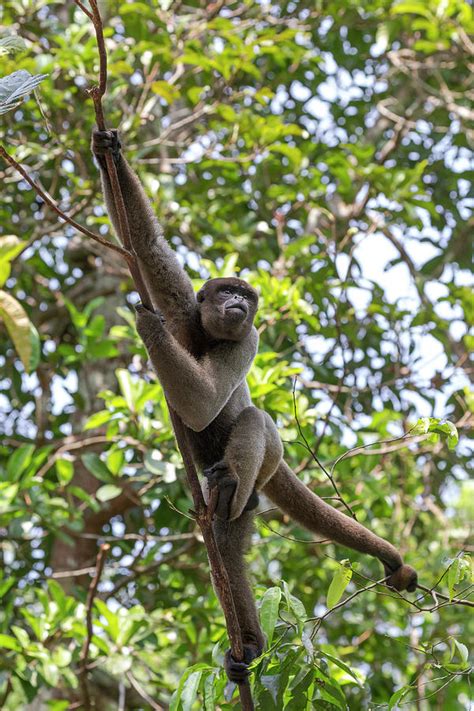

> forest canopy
[0,1,472,709]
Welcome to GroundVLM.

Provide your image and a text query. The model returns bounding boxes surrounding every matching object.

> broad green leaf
[0,235,26,286]
[84,409,113,430]
[388,686,411,710]
[171,664,210,711]
[116,368,136,411]
[260,586,282,646]
[327,562,352,608]
[151,80,179,103]
[180,670,202,711]
[81,453,112,482]
[56,458,74,485]
[6,443,35,480]
[323,651,361,684]
[107,448,124,476]
[452,639,469,666]
[203,673,216,710]
[96,484,122,502]
[0,633,21,651]
[0,290,40,371]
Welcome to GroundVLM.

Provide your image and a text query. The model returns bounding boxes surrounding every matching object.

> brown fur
[92,129,418,682]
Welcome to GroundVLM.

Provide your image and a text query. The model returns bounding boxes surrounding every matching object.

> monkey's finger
[134,303,156,315]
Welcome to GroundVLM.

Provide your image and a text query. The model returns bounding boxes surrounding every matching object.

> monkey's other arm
[135,305,257,432]
[91,129,196,325]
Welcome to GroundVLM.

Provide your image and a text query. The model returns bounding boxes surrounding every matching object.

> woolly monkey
[92,129,417,683]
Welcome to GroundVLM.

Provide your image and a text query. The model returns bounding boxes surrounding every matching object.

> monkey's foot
[224,645,259,684]
[203,462,237,520]
[91,129,122,164]
[243,487,259,512]
[385,564,418,592]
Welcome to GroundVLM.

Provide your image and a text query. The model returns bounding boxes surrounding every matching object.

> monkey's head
[197,277,259,342]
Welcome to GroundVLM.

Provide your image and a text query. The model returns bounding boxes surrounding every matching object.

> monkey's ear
[196,289,205,303]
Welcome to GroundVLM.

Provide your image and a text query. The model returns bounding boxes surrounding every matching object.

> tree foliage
[0,1,472,709]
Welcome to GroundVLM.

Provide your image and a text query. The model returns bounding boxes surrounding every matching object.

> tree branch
[79,543,110,710]
[0,146,130,260]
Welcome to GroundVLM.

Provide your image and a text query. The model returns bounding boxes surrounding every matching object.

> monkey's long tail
[262,461,417,592]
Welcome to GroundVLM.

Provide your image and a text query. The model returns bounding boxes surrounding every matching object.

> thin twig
[125,672,165,711]
[416,583,474,609]
[292,378,356,519]
[79,543,110,710]
[74,0,153,309]
[0,146,130,260]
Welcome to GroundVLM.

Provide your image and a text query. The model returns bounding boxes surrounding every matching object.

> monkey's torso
[184,381,252,468]
[165,311,256,470]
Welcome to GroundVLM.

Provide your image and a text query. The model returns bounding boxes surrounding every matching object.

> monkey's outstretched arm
[136,307,257,431]
[263,461,417,592]
[91,130,196,324]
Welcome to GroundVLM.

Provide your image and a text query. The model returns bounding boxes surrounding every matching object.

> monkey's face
[197,278,258,342]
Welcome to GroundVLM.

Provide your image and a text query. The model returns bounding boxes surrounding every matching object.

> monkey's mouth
[225,303,247,315]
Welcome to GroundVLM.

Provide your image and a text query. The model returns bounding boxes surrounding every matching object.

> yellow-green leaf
[0,290,40,372]
[327,561,352,608]
[0,235,26,287]
[151,80,179,104]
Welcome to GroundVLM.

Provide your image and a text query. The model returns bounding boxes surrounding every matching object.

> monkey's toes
[387,564,418,592]
[203,463,237,519]
[224,650,251,684]
[203,461,229,486]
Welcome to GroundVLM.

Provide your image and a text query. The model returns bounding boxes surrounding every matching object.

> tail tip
[387,564,418,592]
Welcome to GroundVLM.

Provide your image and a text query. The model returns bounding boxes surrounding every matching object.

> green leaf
[451,638,469,666]
[84,410,113,430]
[323,651,361,684]
[0,235,26,286]
[412,417,458,449]
[96,484,122,502]
[7,443,35,480]
[203,672,216,710]
[0,633,21,651]
[327,561,352,608]
[260,586,281,646]
[171,665,210,711]
[0,290,40,371]
[81,453,112,482]
[56,458,74,485]
[151,80,179,103]
[388,686,411,710]
[181,670,202,711]
[116,368,135,411]
[391,4,434,20]
[107,448,124,476]
[447,558,462,600]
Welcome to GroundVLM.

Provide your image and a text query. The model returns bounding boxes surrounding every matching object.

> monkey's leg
[204,407,282,521]
[263,461,417,592]
[213,511,264,683]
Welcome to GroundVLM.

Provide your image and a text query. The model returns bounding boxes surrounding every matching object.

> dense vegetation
[0,1,472,709]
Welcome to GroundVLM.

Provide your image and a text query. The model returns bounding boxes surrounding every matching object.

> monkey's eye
[222,289,232,296]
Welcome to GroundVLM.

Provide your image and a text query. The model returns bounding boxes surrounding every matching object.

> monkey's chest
[185,415,233,469]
